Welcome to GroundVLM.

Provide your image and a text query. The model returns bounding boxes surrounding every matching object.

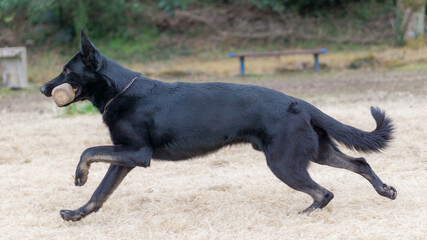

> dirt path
[0,69,426,239]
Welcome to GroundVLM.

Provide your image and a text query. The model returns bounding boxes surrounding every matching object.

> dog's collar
[103,76,138,113]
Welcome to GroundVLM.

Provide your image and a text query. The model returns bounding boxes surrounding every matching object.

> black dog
[40,30,396,221]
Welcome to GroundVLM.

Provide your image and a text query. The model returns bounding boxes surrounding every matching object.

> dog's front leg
[60,164,133,221]
[75,145,152,186]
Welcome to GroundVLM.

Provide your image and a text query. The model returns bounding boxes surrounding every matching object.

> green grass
[93,28,196,63]
[0,85,40,95]
[394,62,427,71]
[62,101,99,116]
[0,87,25,95]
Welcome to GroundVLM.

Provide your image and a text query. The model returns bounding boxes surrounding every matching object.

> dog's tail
[309,105,394,153]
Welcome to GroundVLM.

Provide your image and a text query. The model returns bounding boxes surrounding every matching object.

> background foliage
[1,0,393,44]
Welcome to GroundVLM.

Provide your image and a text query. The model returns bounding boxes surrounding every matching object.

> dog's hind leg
[311,133,397,200]
[60,164,134,221]
[266,129,334,213]
[267,153,334,213]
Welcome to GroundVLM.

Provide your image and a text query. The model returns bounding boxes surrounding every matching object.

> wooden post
[0,47,28,89]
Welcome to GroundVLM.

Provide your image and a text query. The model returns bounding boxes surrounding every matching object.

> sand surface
[0,70,426,239]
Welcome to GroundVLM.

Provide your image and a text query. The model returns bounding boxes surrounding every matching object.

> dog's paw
[75,165,89,186]
[60,209,86,221]
[379,184,397,200]
[140,159,151,168]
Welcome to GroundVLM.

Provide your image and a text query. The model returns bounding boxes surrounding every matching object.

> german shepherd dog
[40,30,396,221]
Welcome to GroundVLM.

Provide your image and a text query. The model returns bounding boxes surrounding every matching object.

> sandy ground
[0,70,426,239]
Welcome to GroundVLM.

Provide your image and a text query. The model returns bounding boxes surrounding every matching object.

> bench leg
[240,56,245,76]
[314,54,319,72]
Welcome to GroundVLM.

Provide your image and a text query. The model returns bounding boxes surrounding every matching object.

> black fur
[309,105,394,152]
[40,29,396,221]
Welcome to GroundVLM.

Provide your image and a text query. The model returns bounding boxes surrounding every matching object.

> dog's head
[40,29,104,106]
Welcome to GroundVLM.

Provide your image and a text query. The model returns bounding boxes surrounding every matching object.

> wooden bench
[229,48,327,76]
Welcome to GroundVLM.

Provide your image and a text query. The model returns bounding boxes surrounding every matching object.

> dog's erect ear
[80,28,102,71]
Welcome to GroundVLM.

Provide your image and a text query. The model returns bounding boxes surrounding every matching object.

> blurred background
[1,0,427,85]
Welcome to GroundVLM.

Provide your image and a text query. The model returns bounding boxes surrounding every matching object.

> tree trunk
[405,4,425,40]
[396,0,426,44]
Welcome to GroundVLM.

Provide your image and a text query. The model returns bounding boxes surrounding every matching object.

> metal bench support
[314,54,319,72]
[240,56,245,76]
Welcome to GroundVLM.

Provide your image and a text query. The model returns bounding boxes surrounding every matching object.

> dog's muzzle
[40,85,49,96]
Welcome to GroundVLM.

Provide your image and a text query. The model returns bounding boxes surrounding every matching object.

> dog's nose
[40,85,47,95]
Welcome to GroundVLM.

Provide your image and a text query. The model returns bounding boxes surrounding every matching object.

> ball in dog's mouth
[52,83,76,107]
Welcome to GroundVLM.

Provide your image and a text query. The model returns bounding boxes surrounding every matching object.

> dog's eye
[66,68,72,74]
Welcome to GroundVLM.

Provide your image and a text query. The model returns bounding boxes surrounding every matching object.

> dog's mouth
[73,87,81,98]
[51,83,81,107]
